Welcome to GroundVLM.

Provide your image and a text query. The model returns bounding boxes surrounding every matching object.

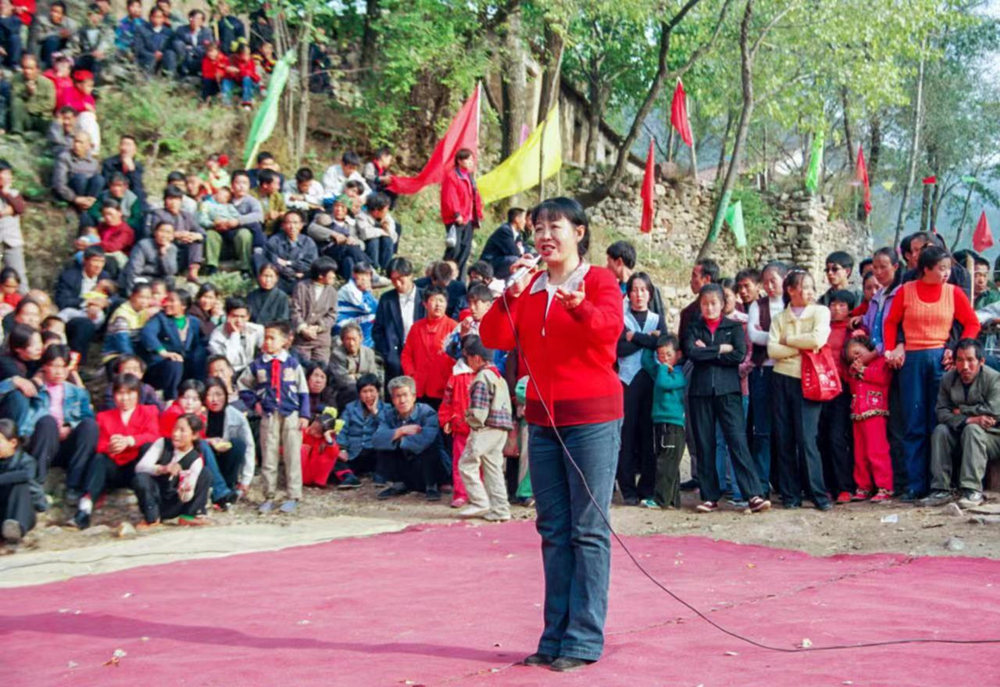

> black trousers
[376,445,442,493]
[654,423,685,508]
[66,317,98,365]
[819,389,855,495]
[30,416,100,492]
[348,448,380,476]
[690,392,763,503]
[85,453,140,501]
[0,482,36,536]
[888,373,907,493]
[132,468,211,523]
[443,222,475,279]
[617,375,656,500]
[772,372,829,506]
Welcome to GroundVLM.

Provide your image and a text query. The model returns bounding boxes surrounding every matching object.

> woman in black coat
[683,284,770,514]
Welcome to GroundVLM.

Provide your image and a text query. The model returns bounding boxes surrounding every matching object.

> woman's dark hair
[114,354,146,374]
[13,297,40,320]
[918,245,951,276]
[423,284,448,302]
[258,262,280,280]
[178,378,206,401]
[843,334,876,364]
[7,323,39,357]
[625,272,655,308]
[697,283,725,305]
[530,197,590,257]
[176,413,204,435]
[718,277,735,292]
[204,376,228,402]
[171,288,193,310]
[0,267,21,285]
[872,246,902,290]
[196,283,219,301]
[0,418,19,442]
[112,373,142,394]
[454,148,474,164]
[207,354,233,372]
[782,269,812,306]
[303,361,330,388]
[40,344,71,366]
[356,372,381,394]
[761,261,790,280]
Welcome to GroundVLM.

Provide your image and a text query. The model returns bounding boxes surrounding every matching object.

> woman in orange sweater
[883,245,980,500]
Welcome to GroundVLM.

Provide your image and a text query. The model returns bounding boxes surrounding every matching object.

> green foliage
[730,186,777,248]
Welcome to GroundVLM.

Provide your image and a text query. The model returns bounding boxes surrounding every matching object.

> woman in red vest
[439,148,483,279]
[883,245,980,500]
[480,197,623,673]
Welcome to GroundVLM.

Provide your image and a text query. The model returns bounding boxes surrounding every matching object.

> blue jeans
[716,395,749,500]
[199,441,233,502]
[748,366,773,487]
[529,418,622,662]
[899,348,945,496]
[241,76,260,103]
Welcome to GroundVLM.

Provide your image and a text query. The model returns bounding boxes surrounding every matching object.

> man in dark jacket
[55,246,114,363]
[101,136,146,210]
[480,208,526,280]
[924,338,1000,509]
[373,257,425,384]
[0,421,48,545]
[134,6,177,74]
[172,9,214,75]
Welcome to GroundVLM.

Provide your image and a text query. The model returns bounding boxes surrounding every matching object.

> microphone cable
[500,288,1000,652]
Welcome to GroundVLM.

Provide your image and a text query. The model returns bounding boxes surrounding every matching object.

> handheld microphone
[506,253,541,288]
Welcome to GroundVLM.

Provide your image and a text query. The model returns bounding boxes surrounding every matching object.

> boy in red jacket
[401,284,457,408]
[200,42,232,105]
[438,347,476,508]
[94,200,135,266]
[820,289,858,504]
[230,44,261,109]
[71,374,160,529]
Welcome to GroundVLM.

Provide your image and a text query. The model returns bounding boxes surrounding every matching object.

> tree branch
[670,0,736,80]
[749,1,801,60]
[666,0,706,32]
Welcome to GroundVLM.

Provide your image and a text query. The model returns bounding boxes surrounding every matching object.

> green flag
[244,51,297,169]
[962,175,979,185]
[725,200,746,248]
[804,131,824,192]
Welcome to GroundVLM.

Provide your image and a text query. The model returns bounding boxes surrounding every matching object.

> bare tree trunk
[842,87,855,173]
[950,174,980,251]
[688,95,698,179]
[868,114,882,182]
[499,1,526,160]
[605,0,734,192]
[584,54,603,171]
[536,22,564,125]
[715,110,733,187]
[930,180,942,232]
[295,16,312,168]
[919,183,931,233]
[360,0,379,70]
[894,41,927,250]
[697,0,754,260]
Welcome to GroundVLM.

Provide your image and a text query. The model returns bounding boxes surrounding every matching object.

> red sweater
[231,56,261,83]
[480,264,624,427]
[439,167,483,226]
[97,221,135,254]
[883,281,979,351]
[828,319,851,380]
[201,53,231,80]
[96,405,161,465]
[159,401,207,438]
[401,315,458,399]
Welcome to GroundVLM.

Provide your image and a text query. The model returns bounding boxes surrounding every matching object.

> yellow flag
[479,104,562,205]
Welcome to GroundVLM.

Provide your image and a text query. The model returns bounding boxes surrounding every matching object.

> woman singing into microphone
[480,197,624,672]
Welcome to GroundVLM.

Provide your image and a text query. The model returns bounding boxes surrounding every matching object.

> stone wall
[587,177,873,329]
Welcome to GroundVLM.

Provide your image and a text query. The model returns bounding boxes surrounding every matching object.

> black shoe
[71,510,91,530]
[680,479,699,491]
[425,488,442,502]
[815,500,833,512]
[550,657,595,673]
[377,484,408,500]
[899,490,921,503]
[782,500,801,510]
[622,496,640,506]
[918,490,953,507]
[522,652,555,667]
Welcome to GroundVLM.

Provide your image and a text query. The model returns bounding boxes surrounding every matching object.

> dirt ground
[6,464,1000,563]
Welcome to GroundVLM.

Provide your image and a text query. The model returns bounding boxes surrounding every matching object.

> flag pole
[538,109,548,204]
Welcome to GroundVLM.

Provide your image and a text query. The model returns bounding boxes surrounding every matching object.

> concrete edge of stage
[0,516,409,588]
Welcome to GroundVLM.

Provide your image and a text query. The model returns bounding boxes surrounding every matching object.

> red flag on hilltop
[974,210,994,253]
[640,139,655,234]
[387,86,480,196]
[856,146,871,217]
[670,79,693,147]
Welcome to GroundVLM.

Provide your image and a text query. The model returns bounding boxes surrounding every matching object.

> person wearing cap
[52,130,104,213]
[38,1,79,69]
[455,336,513,521]
[70,3,114,83]
[10,55,55,135]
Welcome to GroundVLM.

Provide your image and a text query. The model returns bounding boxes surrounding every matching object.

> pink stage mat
[2,521,999,686]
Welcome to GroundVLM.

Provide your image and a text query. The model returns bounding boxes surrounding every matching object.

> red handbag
[800,347,843,401]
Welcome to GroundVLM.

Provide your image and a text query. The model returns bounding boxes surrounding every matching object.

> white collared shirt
[399,286,417,339]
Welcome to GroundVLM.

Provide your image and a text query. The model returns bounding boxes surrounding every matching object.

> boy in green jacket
[641,334,686,509]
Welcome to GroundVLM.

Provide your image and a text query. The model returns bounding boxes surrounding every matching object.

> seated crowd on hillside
[1,2,999,550]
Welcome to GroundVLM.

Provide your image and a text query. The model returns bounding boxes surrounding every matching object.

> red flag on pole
[387,86,480,195]
[670,79,693,147]
[856,146,872,217]
[922,175,937,185]
[640,139,655,234]
[973,210,994,252]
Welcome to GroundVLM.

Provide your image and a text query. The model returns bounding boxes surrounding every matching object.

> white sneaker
[484,512,511,522]
[958,490,984,509]
[457,505,489,519]
[372,274,392,288]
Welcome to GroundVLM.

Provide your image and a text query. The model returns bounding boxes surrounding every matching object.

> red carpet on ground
[2,521,999,686]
